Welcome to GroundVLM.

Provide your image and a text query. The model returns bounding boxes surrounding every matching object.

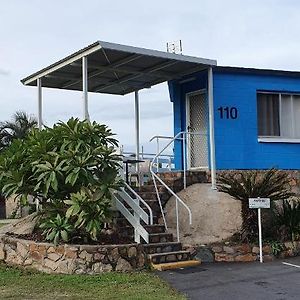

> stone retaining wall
[0,235,146,274]
[194,241,300,263]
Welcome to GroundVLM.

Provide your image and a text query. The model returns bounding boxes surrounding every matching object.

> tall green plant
[0,111,37,151]
[0,118,122,243]
[273,200,300,242]
[217,169,294,241]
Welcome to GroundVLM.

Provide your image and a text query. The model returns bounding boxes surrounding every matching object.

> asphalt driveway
[158,257,300,300]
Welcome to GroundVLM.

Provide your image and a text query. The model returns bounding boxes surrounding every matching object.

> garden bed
[193,240,300,263]
[0,234,146,274]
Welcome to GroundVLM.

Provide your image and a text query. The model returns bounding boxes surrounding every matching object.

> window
[257,92,300,139]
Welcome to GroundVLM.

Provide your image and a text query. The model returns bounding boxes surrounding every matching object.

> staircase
[113,179,201,271]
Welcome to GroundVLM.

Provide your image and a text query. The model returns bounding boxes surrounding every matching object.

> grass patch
[0,263,185,300]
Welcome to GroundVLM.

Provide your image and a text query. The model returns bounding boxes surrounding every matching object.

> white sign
[249,198,270,209]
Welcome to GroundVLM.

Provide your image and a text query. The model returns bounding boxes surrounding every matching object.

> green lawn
[0,263,185,300]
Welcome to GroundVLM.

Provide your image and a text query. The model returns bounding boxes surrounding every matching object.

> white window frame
[257,91,300,143]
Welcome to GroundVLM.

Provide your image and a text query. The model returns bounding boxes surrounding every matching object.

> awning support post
[134,90,140,172]
[82,56,89,121]
[37,78,43,130]
[208,67,216,189]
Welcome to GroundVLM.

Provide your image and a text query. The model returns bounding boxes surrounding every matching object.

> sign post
[249,197,270,263]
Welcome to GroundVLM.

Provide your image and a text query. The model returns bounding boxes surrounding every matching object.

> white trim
[37,78,42,129]
[23,44,102,85]
[82,56,89,121]
[134,90,140,172]
[258,137,300,143]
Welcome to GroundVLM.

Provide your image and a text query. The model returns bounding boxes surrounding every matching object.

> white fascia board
[21,43,102,86]
[98,40,217,67]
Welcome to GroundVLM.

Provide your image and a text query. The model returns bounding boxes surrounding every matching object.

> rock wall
[0,235,146,274]
[194,241,300,263]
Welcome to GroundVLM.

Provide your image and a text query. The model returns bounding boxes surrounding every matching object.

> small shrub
[273,199,300,242]
[268,240,285,256]
[0,118,122,244]
[40,213,74,245]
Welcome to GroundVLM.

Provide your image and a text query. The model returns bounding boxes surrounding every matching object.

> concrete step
[141,200,161,212]
[143,242,182,254]
[114,215,160,227]
[134,185,167,193]
[137,192,170,202]
[145,224,166,234]
[148,250,191,264]
[117,224,166,236]
[151,260,201,271]
[146,233,173,244]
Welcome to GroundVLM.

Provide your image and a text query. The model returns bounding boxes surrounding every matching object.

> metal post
[82,56,89,121]
[208,67,217,189]
[37,78,42,130]
[134,90,140,172]
[183,132,187,189]
[176,198,180,242]
[36,78,42,211]
[258,208,263,263]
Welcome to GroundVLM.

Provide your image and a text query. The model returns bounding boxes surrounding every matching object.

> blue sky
[1,0,300,152]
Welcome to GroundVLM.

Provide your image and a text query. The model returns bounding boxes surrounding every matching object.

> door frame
[185,89,208,170]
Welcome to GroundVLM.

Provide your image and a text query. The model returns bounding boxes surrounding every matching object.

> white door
[186,91,208,169]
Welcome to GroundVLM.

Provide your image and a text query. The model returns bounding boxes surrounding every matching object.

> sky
[1,0,300,153]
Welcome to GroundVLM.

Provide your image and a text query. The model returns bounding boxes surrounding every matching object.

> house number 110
[217,106,238,119]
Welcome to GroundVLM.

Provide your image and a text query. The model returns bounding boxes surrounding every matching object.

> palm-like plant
[217,169,294,241]
[273,200,300,242]
[0,111,37,151]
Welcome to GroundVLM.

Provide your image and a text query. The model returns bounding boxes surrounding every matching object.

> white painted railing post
[37,78,43,130]
[208,67,217,189]
[183,132,187,189]
[82,56,89,122]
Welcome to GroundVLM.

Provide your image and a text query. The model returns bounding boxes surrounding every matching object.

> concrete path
[159,257,300,300]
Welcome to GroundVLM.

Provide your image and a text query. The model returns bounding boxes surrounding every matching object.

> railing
[149,136,174,172]
[123,149,174,171]
[150,132,207,188]
[150,131,195,242]
[112,183,153,243]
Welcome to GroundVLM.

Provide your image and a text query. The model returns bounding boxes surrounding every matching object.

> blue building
[169,66,300,172]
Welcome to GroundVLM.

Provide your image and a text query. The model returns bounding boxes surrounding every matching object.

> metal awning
[20,40,218,189]
[21,41,216,95]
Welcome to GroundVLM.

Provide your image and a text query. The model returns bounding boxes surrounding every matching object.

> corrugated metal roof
[21,41,217,95]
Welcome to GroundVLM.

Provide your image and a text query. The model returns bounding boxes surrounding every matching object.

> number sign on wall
[217,106,238,119]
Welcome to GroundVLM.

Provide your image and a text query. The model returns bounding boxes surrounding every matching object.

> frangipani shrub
[0,118,122,243]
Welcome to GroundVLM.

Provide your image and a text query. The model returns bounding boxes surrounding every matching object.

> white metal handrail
[112,184,153,243]
[149,135,179,172]
[150,131,193,242]
[124,182,153,225]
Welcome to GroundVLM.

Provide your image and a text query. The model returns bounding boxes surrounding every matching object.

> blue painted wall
[169,70,208,169]
[169,67,300,170]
